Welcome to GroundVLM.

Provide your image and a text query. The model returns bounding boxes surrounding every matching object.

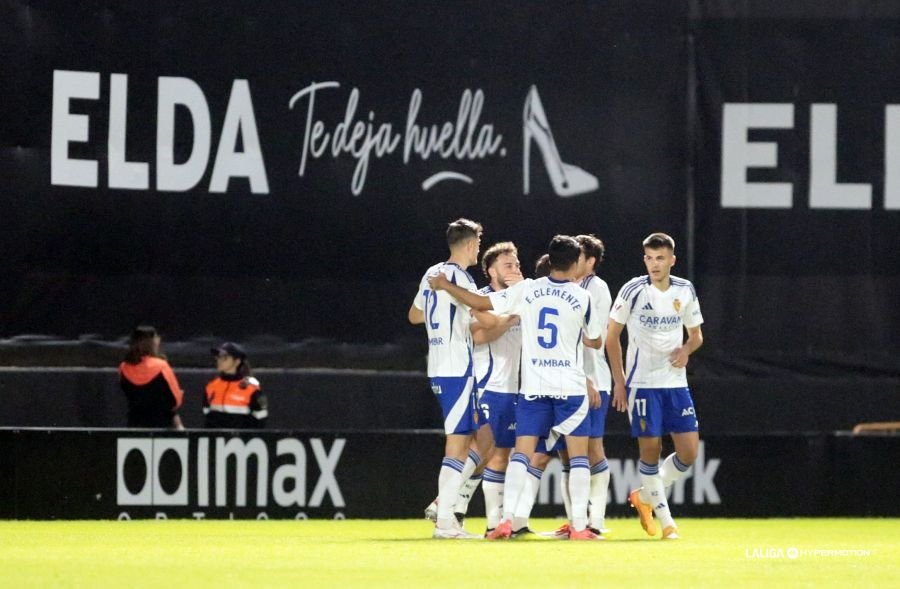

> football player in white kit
[429,235,605,540]
[456,242,524,534]
[576,234,614,535]
[535,235,614,539]
[409,218,495,539]
[606,232,704,540]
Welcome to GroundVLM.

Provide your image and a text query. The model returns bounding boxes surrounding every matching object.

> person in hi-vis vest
[204,342,268,429]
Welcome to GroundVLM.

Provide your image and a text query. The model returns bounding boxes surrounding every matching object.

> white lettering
[151,438,189,506]
[108,74,149,189]
[692,442,721,504]
[308,438,346,508]
[116,438,152,505]
[51,70,100,187]
[209,79,269,193]
[884,105,900,210]
[809,104,871,209]
[721,103,794,208]
[216,437,269,507]
[156,76,211,191]
[289,83,502,195]
[273,438,307,507]
[197,437,209,507]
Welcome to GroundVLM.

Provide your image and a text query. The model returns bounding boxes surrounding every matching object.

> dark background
[0,1,898,429]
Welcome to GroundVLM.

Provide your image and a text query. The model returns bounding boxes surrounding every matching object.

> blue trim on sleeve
[625,348,640,388]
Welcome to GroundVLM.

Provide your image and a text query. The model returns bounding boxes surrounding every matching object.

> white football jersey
[609,275,703,388]
[580,274,612,392]
[413,262,478,378]
[473,285,522,395]
[490,276,600,397]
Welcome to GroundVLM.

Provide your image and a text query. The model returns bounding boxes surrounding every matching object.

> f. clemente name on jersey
[524,286,583,311]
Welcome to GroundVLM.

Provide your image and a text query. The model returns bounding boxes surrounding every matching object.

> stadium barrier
[1,367,898,434]
[1,428,897,520]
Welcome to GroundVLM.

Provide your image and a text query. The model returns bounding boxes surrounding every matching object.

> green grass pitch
[1,518,897,588]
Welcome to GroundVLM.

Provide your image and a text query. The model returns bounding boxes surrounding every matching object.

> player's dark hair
[446,218,483,248]
[642,232,675,251]
[124,325,159,364]
[576,234,606,266]
[547,235,581,272]
[481,241,518,279]
[534,254,551,278]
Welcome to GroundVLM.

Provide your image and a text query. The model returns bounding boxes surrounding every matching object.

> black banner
[1,2,898,377]
[3,368,900,435]
[0,2,686,343]
[692,13,900,366]
[1,429,897,519]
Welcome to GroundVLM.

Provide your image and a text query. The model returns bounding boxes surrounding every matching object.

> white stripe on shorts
[444,375,474,434]
[546,394,589,449]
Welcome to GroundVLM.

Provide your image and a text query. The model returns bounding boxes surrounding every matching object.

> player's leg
[661,387,700,489]
[653,387,700,540]
[557,448,572,524]
[549,395,598,540]
[515,445,551,534]
[634,388,679,538]
[453,424,494,521]
[588,437,610,533]
[432,375,478,538]
[661,431,697,488]
[627,388,665,537]
[480,391,515,533]
[588,392,611,533]
[483,447,510,533]
[488,396,548,539]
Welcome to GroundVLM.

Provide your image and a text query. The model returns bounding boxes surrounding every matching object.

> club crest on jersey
[673,298,681,312]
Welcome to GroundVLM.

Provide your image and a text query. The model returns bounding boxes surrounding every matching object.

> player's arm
[584,282,611,351]
[581,291,605,349]
[606,319,628,412]
[586,378,601,409]
[472,309,500,329]
[408,303,425,325]
[472,314,519,345]
[427,273,494,311]
[670,325,703,369]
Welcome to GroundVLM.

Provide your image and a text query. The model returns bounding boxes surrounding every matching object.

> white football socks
[659,452,692,488]
[568,456,591,532]
[589,458,610,531]
[436,457,464,529]
[639,460,674,529]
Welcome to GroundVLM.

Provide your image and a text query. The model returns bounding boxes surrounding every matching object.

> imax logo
[116,436,345,508]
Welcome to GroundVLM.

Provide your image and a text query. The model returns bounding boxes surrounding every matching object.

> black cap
[211,342,247,359]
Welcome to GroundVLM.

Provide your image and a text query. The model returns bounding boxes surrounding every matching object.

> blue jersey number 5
[537,307,559,349]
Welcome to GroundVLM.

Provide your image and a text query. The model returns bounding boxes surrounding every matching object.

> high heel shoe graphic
[523,85,598,197]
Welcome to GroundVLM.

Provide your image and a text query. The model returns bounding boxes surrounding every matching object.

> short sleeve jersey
[609,275,703,388]
[489,276,600,397]
[413,262,478,378]
[473,285,522,394]
[580,274,612,391]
